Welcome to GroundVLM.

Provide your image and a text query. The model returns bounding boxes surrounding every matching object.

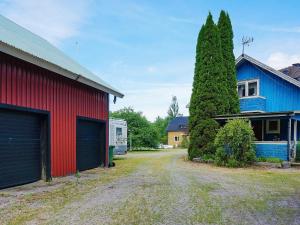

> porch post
[294,120,298,160]
[288,118,292,161]
[262,120,264,141]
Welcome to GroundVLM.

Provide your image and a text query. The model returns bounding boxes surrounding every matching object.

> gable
[236,54,300,89]
[236,57,300,112]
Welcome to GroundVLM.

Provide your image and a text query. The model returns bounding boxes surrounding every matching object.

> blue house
[215,54,300,161]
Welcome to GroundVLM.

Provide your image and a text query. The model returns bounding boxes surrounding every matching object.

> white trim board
[241,110,265,113]
[255,141,287,145]
[239,96,266,100]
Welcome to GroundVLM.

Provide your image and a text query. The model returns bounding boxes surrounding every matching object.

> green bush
[200,154,215,163]
[214,119,256,167]
[214,147,227,166]
[180,136,190,148]
[296,143,300,162]
[188,118,219,160]
[226,158,240,168]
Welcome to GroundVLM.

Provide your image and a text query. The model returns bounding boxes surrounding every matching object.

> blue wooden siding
[240,97,266,112]
[255,143,288,160]
[237,61,300,112]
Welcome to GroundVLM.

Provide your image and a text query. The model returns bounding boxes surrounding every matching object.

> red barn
[0,15,124,189]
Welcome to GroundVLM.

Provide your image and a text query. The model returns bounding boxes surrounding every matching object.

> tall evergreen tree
[189,25,205,132]
[218,11,240,114]
[188,13,227,159]
[188,25,205,159]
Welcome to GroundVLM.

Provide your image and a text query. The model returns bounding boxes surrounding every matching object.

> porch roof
[214,111,300,120]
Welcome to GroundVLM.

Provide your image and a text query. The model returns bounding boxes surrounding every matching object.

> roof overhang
[236,54,300,89]
[0,41,124,98]
[214,111,300,120]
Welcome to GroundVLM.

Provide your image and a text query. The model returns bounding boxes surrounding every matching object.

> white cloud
[267,52,300,69]
[110,83,192,122]
[0,0,90,45]
[146,66,157,73]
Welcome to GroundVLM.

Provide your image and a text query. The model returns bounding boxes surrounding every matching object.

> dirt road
[1,149,300,225]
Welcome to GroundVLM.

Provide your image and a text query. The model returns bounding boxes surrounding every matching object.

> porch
[215,111,300,161]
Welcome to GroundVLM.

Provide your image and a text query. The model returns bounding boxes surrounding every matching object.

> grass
[0,156,146,225]
[257,157,283,163]
[129,148,162,152]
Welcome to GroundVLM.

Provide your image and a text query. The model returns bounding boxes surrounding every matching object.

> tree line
[110,96,180,149]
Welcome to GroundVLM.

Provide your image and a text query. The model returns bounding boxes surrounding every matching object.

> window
[248,81,257,96]
[174,136,180,142]
[179,125,187,129]
[266,120,280,134]
[238,83,246,97]
[116,127,122,136]
[237,79,259,98]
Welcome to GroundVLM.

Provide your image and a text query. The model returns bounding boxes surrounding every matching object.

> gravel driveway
[1,149,300,225]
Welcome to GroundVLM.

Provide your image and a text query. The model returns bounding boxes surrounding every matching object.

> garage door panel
[76,119,105,172]
[0,109,42,189]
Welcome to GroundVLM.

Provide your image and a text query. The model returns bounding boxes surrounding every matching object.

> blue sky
[1,0,300,121]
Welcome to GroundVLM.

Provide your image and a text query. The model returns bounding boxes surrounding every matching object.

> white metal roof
[236,54,300,89]
[0,14,124,98]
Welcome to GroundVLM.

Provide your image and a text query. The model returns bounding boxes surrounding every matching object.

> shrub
[214,147,227,166]
[214,119,256,167]
[188,118,219,160]
[226,158,240,168]
[201,154,215,163]
[180,136,190,148]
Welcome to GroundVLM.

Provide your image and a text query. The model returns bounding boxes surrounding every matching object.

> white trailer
[109,118,128,155]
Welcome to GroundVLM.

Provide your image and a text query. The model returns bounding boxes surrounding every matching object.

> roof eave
[214,111,296,120]
[0,41,124,98]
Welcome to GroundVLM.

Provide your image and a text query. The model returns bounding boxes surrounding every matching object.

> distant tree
[111,107,159,148]
[167,96,179,119]
[218,10,240,114]
[188,13,227,159]
[153,116,171,144]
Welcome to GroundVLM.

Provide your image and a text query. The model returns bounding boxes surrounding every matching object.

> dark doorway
[76,118,106,171]
[252,120,263,141]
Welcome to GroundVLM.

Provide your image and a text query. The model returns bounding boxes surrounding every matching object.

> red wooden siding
[0,52,109,177]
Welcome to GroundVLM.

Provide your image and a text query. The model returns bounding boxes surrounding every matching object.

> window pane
[238,84,246,97]
[116,127,122,136]
[248,82,257,96]
[269,121,278,131]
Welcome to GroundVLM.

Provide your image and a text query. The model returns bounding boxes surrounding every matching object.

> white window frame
[174,136,179,142]
[237,79,260,98]
[266,119,280,134]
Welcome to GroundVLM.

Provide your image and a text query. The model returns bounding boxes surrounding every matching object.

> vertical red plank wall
[0,52,109,176]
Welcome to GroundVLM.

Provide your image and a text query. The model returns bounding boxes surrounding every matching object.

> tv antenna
[242,36,254,55]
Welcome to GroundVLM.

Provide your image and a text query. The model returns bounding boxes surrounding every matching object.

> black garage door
[76,119,106,171]
[0,109,42,189]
